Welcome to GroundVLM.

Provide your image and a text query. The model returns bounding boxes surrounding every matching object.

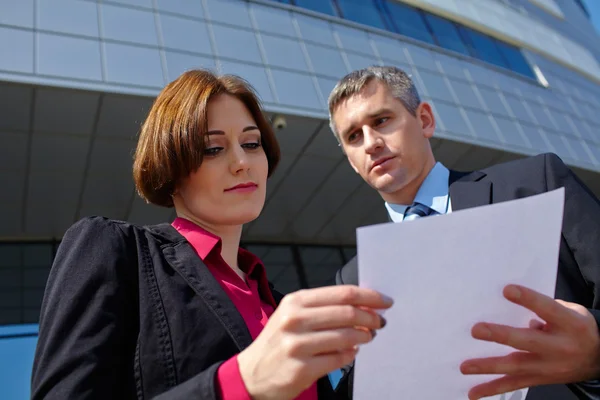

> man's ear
[416,102,435,139]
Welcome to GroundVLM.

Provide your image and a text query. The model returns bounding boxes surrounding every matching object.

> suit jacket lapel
[156,225,254,351]
[448,170,492,211]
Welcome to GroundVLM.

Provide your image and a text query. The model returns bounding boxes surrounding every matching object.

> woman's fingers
[289,327,374,357]
[290,305,385,332]
[308,348,360,377]
[284,285,393,310]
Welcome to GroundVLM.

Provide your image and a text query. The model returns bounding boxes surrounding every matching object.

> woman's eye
[242,142,261,149]
[204,147,222,156]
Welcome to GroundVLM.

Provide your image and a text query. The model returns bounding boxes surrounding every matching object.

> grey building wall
[517,0,600,57]
[0,0,599,174]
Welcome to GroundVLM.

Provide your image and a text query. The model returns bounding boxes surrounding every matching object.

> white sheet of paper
[354,188,565,400]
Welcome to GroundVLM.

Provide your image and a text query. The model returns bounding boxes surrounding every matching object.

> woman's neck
[176,211,244,277]
[218,228,243,272]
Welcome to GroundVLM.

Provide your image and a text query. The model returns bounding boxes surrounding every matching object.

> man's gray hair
[328,66,421,140]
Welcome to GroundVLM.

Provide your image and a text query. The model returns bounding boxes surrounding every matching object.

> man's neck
[383,158,437,205]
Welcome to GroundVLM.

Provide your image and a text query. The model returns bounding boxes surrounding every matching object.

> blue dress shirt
[385,162,452,222]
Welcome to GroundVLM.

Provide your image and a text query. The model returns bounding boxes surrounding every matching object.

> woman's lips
[225,183,258,193]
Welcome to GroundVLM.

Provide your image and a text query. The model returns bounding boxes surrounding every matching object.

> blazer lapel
[448,170,493,211]
[158,229,254,351]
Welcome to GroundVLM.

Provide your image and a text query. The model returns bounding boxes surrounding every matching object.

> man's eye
[347,132,359,142]
[375,117,389,125]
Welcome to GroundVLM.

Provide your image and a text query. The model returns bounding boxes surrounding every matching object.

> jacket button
[254,311,262,320]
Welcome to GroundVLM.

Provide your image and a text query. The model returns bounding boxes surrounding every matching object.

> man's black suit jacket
[334,153,600,400]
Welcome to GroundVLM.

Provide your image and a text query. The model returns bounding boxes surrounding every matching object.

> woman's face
[173,94,269,227]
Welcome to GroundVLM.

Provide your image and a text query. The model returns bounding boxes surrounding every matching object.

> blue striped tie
[403,202,438,221]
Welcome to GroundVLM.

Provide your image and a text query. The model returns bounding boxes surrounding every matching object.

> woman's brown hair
[133,69,280,207]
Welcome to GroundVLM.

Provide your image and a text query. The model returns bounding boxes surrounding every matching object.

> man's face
[332,80,436,204]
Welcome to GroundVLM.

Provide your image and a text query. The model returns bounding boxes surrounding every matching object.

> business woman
[30,69,391,400]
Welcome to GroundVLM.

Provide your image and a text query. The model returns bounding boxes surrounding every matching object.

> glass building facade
[0,244,56,325]
[278,0,537,79]
[1,0,598,327]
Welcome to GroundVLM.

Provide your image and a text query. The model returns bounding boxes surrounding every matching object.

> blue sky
[582,0,600,34]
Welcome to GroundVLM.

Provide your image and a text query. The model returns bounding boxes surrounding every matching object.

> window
[299,246,344,288]
[573,0,590,18]
[384,1,435,45]
[424,13,470,56]
[458,26,509,69]
[0,243,55,325]
[494,41,537,80]
[336,0,387,30]
[280,0,538,82]
[528,0,564,19]
[293,0,337,16]
[342,247,357,261]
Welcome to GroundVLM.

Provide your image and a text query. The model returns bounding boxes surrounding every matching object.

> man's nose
[363,126,383,153]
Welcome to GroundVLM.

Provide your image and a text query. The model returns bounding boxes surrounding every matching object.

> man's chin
[371,176,406,195]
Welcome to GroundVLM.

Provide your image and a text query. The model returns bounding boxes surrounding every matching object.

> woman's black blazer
[31,216,337,399]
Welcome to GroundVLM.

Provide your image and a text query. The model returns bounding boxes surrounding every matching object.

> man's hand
[460,284,600,400]
[237,285,392,400]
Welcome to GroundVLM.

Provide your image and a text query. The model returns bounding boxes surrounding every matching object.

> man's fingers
[295,305,385,331]
[529,318,545,330]
[503,285,572,326]
[460,351,538,375]
[285,285,394,309]
[468,374,537,400]
[471,322,553,353]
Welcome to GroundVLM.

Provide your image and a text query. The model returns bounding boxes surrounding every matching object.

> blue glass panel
[458,26,508,69]
[0,331,38,400]
[494,41,536,79]
[336,0,387,30]
[423,13,469,56]
[377,1,396,31]
[384,1,435,44]
[293,0,337,16]
[574,0,591,18]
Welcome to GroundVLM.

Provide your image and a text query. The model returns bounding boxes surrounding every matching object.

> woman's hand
[237,285,392,400]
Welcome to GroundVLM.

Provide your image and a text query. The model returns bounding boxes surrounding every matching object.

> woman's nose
[229,145,249,174]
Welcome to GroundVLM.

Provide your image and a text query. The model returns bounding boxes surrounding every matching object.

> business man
[327,66,600,400]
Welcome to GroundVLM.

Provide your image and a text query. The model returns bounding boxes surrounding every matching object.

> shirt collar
[172,217,220,260]
[385,162,450,222]
[171,217,263,276]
